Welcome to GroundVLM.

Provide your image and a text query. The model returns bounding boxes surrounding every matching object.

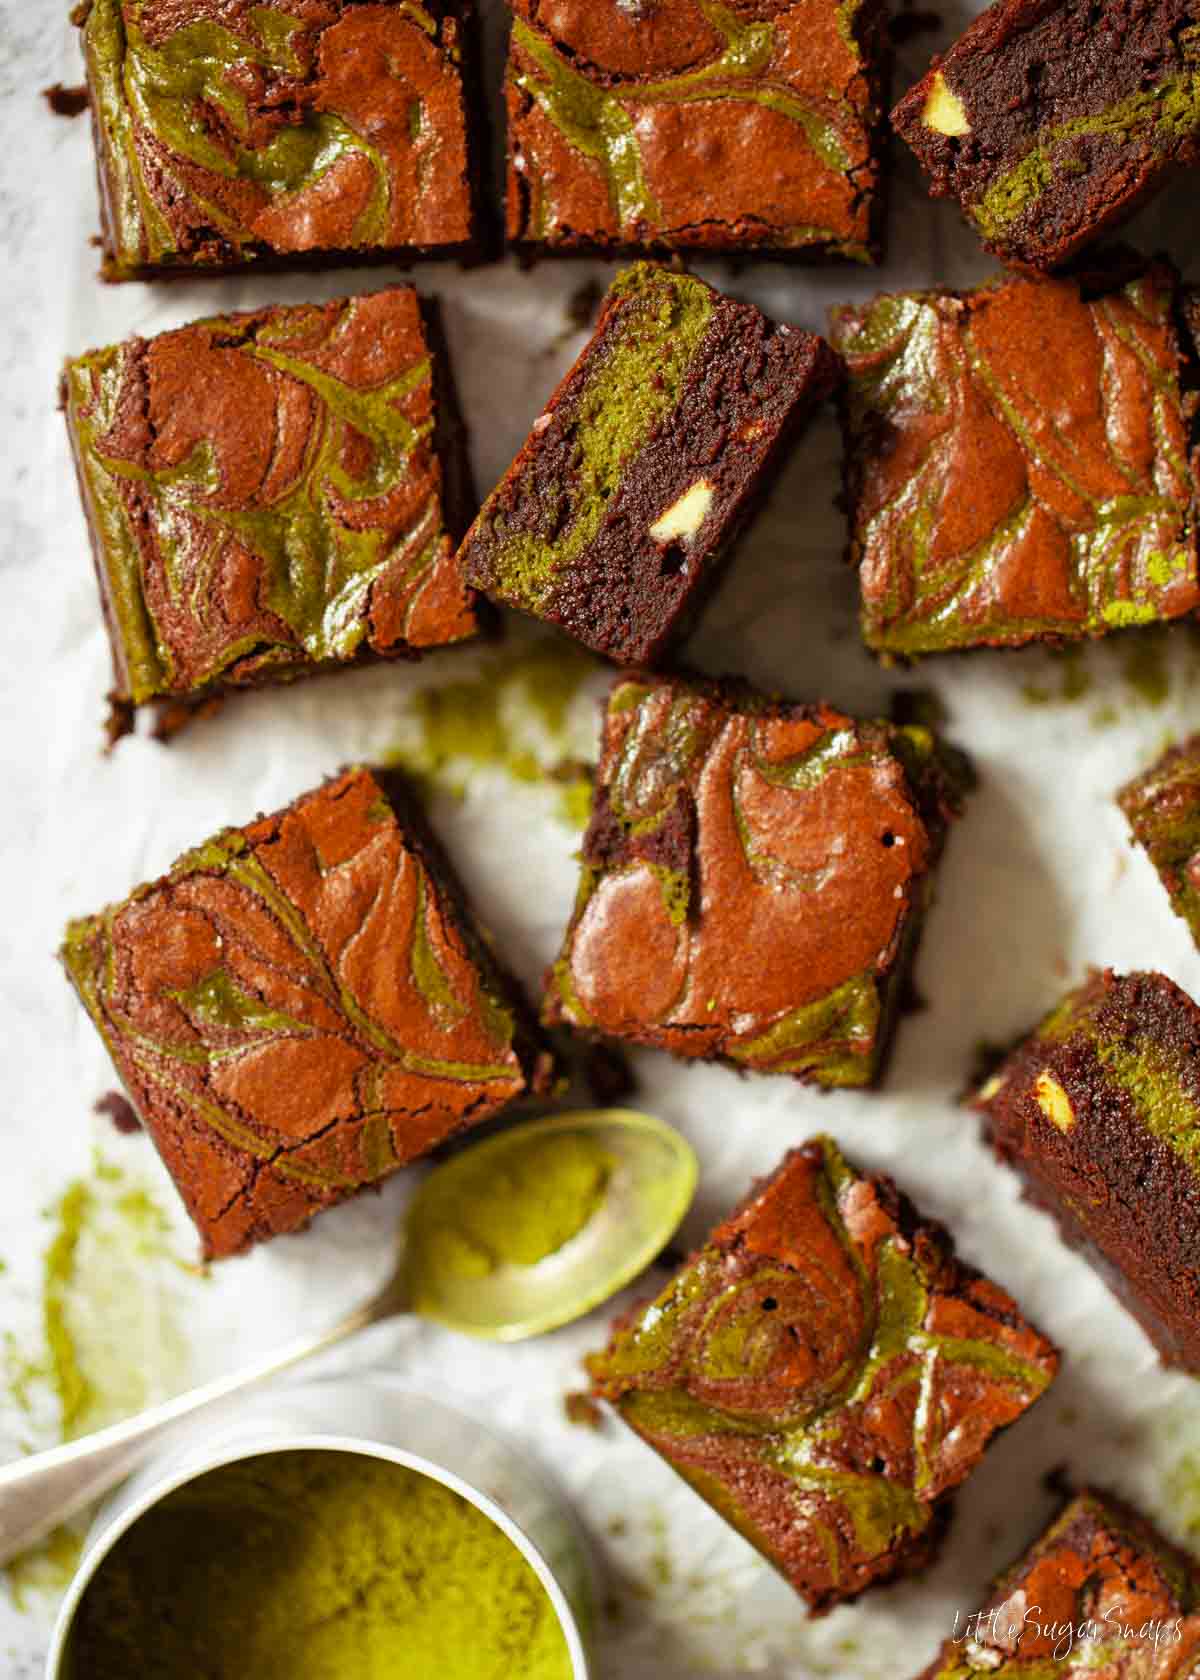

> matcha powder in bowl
[63,1449,575,1680]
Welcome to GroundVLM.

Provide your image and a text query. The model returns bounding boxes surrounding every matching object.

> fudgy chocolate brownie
[456,264,841,665]
[892,0,1200,272]
[589,1139,1059,1615]
[505,0,892,261]
[544,672,967,1087]
[915,1489,1200,1677]
[975,969,1200,1371]
[61,766,552,1259]
[830,258,1200,658]
[1119,736,1200,952]
[62,288,479,739]
[78,0,482,280]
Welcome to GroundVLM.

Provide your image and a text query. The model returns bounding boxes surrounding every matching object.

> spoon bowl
[404,1108,699,1341]
[0,1108,696,1565]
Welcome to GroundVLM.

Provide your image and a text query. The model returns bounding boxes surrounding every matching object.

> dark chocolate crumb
[564,1391,605,1431]
[94,1091,141,1134]
[43,83,88,118]
[582,1042,636,1106]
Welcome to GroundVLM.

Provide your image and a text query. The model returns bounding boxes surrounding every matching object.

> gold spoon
[0,1108,696,1565]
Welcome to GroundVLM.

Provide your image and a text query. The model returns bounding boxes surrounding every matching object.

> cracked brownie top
[504,0,892,260]
[589,1138,1058,1614]
[62,288,479,733]
[61,766,552,1258]
[78,0,480,278]
[830,257,1200,658]
[543,671,968,1088]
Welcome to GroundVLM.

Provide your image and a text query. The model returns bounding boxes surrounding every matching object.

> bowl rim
[45,1430,591,1680]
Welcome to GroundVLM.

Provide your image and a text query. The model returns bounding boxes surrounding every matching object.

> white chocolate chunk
[922,72,971,137]
[649,479,714,545]
[1034,1070,1075,1133]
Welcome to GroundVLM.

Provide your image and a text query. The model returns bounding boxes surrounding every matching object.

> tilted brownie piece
[79,0,482,279]
[61,767,552,1259]
[505,0,892,261]
[915,1489,1200,1677]
[1120,736,1200,952]
[830,259,1200,658]
[975,969,1200,1371]
[589,1139,1059,1615]
[544,672,967,1087]
[892,0,1200,272]
[62,289,479,738]
[457,265,841,665]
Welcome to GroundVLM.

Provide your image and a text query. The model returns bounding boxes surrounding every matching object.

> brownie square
[830,259,1200,659]
[915,1489,1200,1677]
[62,288,479,737]
[505,0,892,261]
[589,1139,1059,1615]
[974,968,1200,1371]
[61,767,552,1259]
[1120,735,1200,952]
[456,264,841,666]
[892,0,1200,273]
[544,672,967,1088]
[79,0,482,279]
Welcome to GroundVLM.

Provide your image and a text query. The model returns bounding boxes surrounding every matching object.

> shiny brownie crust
[830,257,1200,658]
[589,1139,1058,1614]
[79,0,483,279]
[505,0,893,261]
[544,670,968,1087]
[61,766,552,1259]
[62,288,479,736]
[915,1489,1200,1677]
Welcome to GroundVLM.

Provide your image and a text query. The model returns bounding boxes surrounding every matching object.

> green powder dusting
[386,638,598,820]
[411,1131,613,1280]
[2,1156,191,1607]
[5,1527,84,1615]
[1122,631,1170,706]
[1022,646,1092,706]
[66,1451,574,1680]
[43,1184,95,1435]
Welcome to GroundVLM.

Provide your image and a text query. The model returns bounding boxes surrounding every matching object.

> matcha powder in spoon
[66,1450,575,1680]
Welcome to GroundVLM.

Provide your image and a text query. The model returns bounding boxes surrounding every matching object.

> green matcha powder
[67,1450,574,1680]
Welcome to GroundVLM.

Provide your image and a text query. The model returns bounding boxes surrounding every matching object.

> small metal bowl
[46,1376,593,1680]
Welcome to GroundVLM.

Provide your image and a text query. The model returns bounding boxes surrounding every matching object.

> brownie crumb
[582,1043,636,1107]
[43,83,88,118]
[94,1091,141,1134]
[563,1391,604,1431]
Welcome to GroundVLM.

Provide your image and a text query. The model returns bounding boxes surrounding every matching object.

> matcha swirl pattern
[82,0,475,275]
[61,768,536,1258]
[63,290,478,714]
[546,674,967,1088]
[832,263,1200,656]
[589,1140,1059,1612]
[505,0,887,256]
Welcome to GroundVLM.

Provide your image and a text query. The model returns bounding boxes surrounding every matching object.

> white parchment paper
[3,2,1200,1674]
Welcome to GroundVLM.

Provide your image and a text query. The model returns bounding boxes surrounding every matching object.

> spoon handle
[0,1284,400,1566]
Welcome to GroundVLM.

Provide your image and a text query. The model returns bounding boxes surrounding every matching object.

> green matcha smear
[3,1156,189,1608]
[386,637,598,825]
[66,1450,574,1680]
[409,1130,613,1281]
